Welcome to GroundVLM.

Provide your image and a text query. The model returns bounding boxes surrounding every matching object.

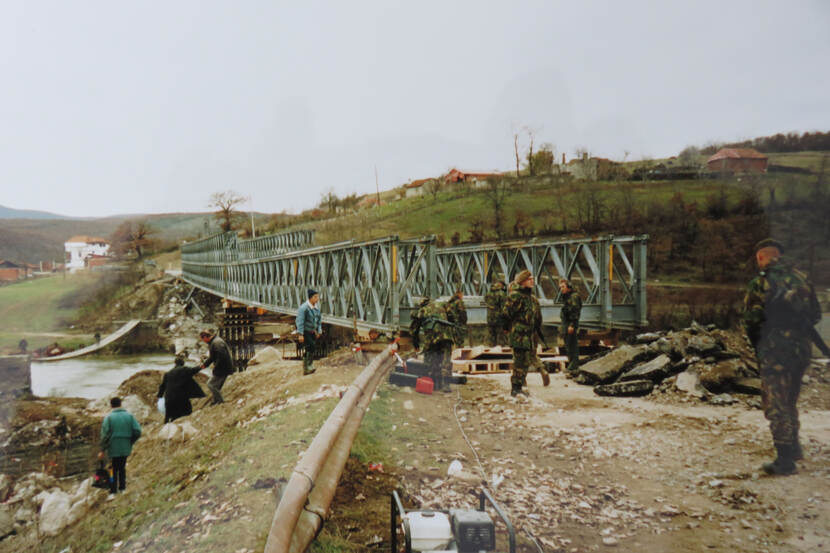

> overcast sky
[2,1,829,218]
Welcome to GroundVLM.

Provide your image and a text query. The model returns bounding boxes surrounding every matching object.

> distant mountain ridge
[0,204,71,220]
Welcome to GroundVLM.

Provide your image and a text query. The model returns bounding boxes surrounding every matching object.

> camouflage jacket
[560,290,582,331]
[445,296,468,345]
[504,286,541,350]
[743,258,815,366]
[410,301,454,349]
[484,283,506,327]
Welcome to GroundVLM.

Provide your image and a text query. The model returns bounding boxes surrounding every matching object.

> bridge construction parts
[263,344,397,553]
[181,233,648,332]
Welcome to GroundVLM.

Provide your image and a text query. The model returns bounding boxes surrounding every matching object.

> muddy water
[31,354,174,399]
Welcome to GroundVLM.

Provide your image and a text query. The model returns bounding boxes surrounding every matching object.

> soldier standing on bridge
[296,289,323,376]
[410,297,454,392]
[559,279,583,376]
[504,270,550,397]
[743,238,821,475]
[445,289,468,348]
[484,280,507,346]
[199,330,234,405]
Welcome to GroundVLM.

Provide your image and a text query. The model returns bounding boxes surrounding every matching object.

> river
[31,354,174,399]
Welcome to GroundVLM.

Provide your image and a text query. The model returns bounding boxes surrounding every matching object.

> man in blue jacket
[100,397,142,495]
[296,288,323,375]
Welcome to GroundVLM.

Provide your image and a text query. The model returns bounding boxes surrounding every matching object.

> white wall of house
[65,241,110,271]
[405,186,424,198]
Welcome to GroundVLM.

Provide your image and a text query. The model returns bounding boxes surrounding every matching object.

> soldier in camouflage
[743,238,819,475]
[410,298,454,392]
[484,281,507,346]
[559,279,583,375]
[503,269,550,397]
[445,289,468,347]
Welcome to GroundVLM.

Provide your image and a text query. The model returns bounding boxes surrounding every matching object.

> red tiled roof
[707,148,768,162]
[405,178,431,189]
[66,235,110,244]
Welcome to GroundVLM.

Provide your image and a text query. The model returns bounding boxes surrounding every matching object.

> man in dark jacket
[503,270,549,397]
[199,330,234,405]
[100,397,141,495]
[158,354,205,422]
[484,281,507,346]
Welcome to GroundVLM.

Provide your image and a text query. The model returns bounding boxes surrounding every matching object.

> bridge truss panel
[181,233,647,332]
[434,235,648,329]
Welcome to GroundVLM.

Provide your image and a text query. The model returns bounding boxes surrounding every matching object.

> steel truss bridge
[181,230,648,333]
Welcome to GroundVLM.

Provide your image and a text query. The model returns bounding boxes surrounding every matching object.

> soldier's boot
[510,384,520,397]
[793,441,804,462]
[762,443,797,475]
[541,367,550,387]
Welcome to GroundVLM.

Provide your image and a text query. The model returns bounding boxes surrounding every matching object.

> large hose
[264,344,396,553]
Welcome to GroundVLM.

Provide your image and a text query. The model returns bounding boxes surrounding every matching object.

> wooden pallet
[451,346,569,374]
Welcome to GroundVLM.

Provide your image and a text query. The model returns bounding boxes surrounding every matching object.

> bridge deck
[32,320,142,362]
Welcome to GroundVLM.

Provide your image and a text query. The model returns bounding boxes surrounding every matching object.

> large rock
[39,489,71,536]
[675,370,706,398]
[248,346,280,367]
[577,345,652,384]
[685,334,722,356]
[619,354,673,382]
[699,359,752,393]
[594,380,654,397]
[87,394,152,422]
[0,506,14,539]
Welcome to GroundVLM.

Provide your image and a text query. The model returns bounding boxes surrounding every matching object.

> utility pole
[375,166,380,206]
[249,195,256,239]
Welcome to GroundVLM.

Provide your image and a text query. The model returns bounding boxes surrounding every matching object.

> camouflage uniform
[410,301,454,391]
[560,289,583,373]
[504,286,544,394]
[445,294,468,347]
[484,282,507,346]
[743,257,816,471]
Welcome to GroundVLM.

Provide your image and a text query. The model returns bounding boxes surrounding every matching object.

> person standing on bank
[297,288,323,376]
[504,270,550,397]
[410,297,454,392]
[484,280,507,346]
[158,354,206,422]
[559,279,583,376]
[199,330,234,405]
[743,238,821,475]
[99,397,141,495]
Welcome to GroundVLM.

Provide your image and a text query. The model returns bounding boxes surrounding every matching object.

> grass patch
[0,274,102,333]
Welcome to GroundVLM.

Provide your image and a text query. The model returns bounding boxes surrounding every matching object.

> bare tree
[209,190,246,232]
[513,132,521,177]
[484,177,510,239]
[319,187,339,214]
[110,219,156,259]
[426,178,442,201]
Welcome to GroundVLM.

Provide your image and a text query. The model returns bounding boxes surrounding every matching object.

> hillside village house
[0,260,30,282]
[444,168,501,188]
[403,178,431,198]
[64,235,111,271]
[706,148,768,174]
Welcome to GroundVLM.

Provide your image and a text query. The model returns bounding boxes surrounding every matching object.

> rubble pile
[155,280,218,356]
[576,323,762,404]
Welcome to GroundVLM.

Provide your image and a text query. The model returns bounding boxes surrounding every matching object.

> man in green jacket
[100,397,142,495]
[503,270,550,397]
[559,279,583,375]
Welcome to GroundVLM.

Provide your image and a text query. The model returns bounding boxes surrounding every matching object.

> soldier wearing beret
[743,238,821,475]
[559,279,583,375]
[503,269,550,396]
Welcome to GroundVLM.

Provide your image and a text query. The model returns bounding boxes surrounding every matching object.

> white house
[64,235,111,271]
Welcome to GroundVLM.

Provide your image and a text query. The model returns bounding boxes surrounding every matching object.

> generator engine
[391,489,515,553]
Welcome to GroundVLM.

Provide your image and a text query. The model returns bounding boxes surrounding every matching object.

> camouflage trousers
[487,323,506,347]
[561,330,579,373]
[512,348,544,389]
[759,342,809,448]
[424,341,453,386]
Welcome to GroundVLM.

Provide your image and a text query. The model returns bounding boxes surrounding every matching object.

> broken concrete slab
[594,379,654,397]
[731,377,762,395]
[577,345,652,384]
[619,354,673,382]
[699,359,753,393]
[675,370,706,398]
[685,334,722,356]
[635,332,662,344]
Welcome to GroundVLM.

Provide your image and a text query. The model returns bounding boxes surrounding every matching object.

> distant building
[706,148,768,174]
[0,260,29,282]
[403,178,431,198]
[444,168,501,188]
[64,235,111,271]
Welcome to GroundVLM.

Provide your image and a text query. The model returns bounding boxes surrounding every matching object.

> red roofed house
[403,178,432,198]
[444,168,501,188]
[64,235,111,271]
[706,148,768,174]
[0,260,28,282]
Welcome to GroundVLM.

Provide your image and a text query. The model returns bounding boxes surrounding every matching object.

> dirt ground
[325,360,830,553]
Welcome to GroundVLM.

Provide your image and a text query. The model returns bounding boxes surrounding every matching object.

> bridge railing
[181,232,648,331]
[435,234,648,329]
